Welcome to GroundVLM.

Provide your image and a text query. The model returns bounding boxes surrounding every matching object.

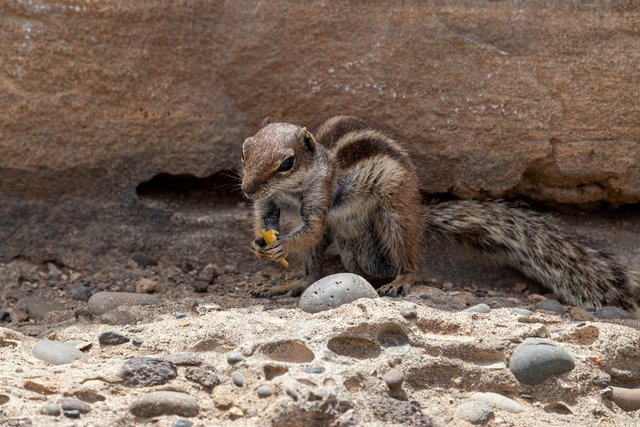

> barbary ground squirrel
[240,115,640,314]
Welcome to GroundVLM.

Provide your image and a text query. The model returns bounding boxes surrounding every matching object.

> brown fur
[241,116,640,314]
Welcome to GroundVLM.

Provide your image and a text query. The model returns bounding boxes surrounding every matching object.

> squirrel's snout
[241,180,259,197]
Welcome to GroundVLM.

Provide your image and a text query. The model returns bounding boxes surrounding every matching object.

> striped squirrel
[240,115,640,314]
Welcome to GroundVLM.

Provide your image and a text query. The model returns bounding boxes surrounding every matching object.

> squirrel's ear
[261,117,272,128]
[301,128,316,153]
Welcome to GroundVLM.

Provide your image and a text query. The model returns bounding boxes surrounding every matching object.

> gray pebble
[174,311,188,319]
[120,357,177,387]
[63,410,81,419]
[303,366,326,374]
[129,391,199,417]
[257,385,273,398]
[594,306,636,320]
[511,307,533,317]
[535,299,565,315]
[132,337,143,347]
[298,273,378,313]
[99,331,130,346]
[197,269,215,284]
[191,280,209,293]
[88,292,160,316]
[286,389,299,401]
[131,252,157,268]
[458,400,494,424]
[463,303,491,313]
[227,352,245,364]
[223,264,238,274]
[32,340,84,365]
[509,338,575,385]
[39,404,61,416]
[400,307,418,319]
[382,368,404,391]
[469,392,524,413]
[185,367,220,388]
[232,373,245,387]
[98,309,138,325]
[68,286,96,302]
[172,419,194,427]
[61,397,91,414]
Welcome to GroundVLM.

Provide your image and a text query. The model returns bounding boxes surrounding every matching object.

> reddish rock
[1,2,639,266]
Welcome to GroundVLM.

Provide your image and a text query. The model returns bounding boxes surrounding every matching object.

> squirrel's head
[241,118,318,199]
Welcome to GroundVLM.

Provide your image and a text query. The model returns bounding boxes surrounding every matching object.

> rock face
[2,2,640,266]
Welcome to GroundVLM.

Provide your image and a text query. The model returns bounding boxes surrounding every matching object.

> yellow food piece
[261,229,289,268]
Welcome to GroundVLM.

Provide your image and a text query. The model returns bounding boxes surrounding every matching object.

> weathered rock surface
[298,273,378,313]
[3,299,640,425]
[2,2,640,267]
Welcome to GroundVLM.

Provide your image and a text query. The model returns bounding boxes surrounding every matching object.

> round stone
[400,307,418,319]
[458,400,494,424]
[191,281,209,293]
[63,409,81,419]
[382,369,404,391]
[129,391,199,417]
[227,352,245,364]
[172,419,194,427]
[257,385,273,398]
[175,312,188,319]
[298,273,378,313]
[132,337,143,347]
[469,392,524,413]
[32,340,85,365]
[184,367,220,388]
[131,252,157,268]
[39,404,61,416]
[60,397,91,414]
[232,373,245,387]
[509,338,575,385]
[463,303,491,313]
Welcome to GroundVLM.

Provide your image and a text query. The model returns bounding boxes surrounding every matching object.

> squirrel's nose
[241,180,259,196]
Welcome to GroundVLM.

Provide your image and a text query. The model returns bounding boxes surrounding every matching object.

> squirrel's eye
[278,156,295,172]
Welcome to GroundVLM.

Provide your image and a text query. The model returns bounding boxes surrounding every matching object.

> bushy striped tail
[424,200,640,314]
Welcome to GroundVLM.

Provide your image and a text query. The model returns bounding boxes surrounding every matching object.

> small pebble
[511,307,532,317]
[382,368,404,392]
[132,337,143,347]
[172,418,194,427]
[120,357,177,387]
[509,338,575,385]
[463,303,491,313]
[185,367,221,388]
[303,367,326,374]
[61,397,91,414]
[132,252,157,268]
[227,352,245,364]
[98,331,130,346]
[458,400,494,424]
[593,371,611,387]
[286,389,299,401]
[257,385,273,398]
[32,340,84,365]
[163,353,203,366]
[129,391,199,417]
[223,264,238,274]
[400,307,418,319]
[535,299,565,315]
[228,406,244,419]
[191,281,209,293]
[68,286,95,302]
[232,373,245,387]
[39,404,61,416]
[179,260,195,273]
[469,392,524,413]
[175,312,188,319]
[63,409,81,419]
[594,306,636,320]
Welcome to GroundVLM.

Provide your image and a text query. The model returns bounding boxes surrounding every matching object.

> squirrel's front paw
[250,237,268,259]
[262,240,286,261]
